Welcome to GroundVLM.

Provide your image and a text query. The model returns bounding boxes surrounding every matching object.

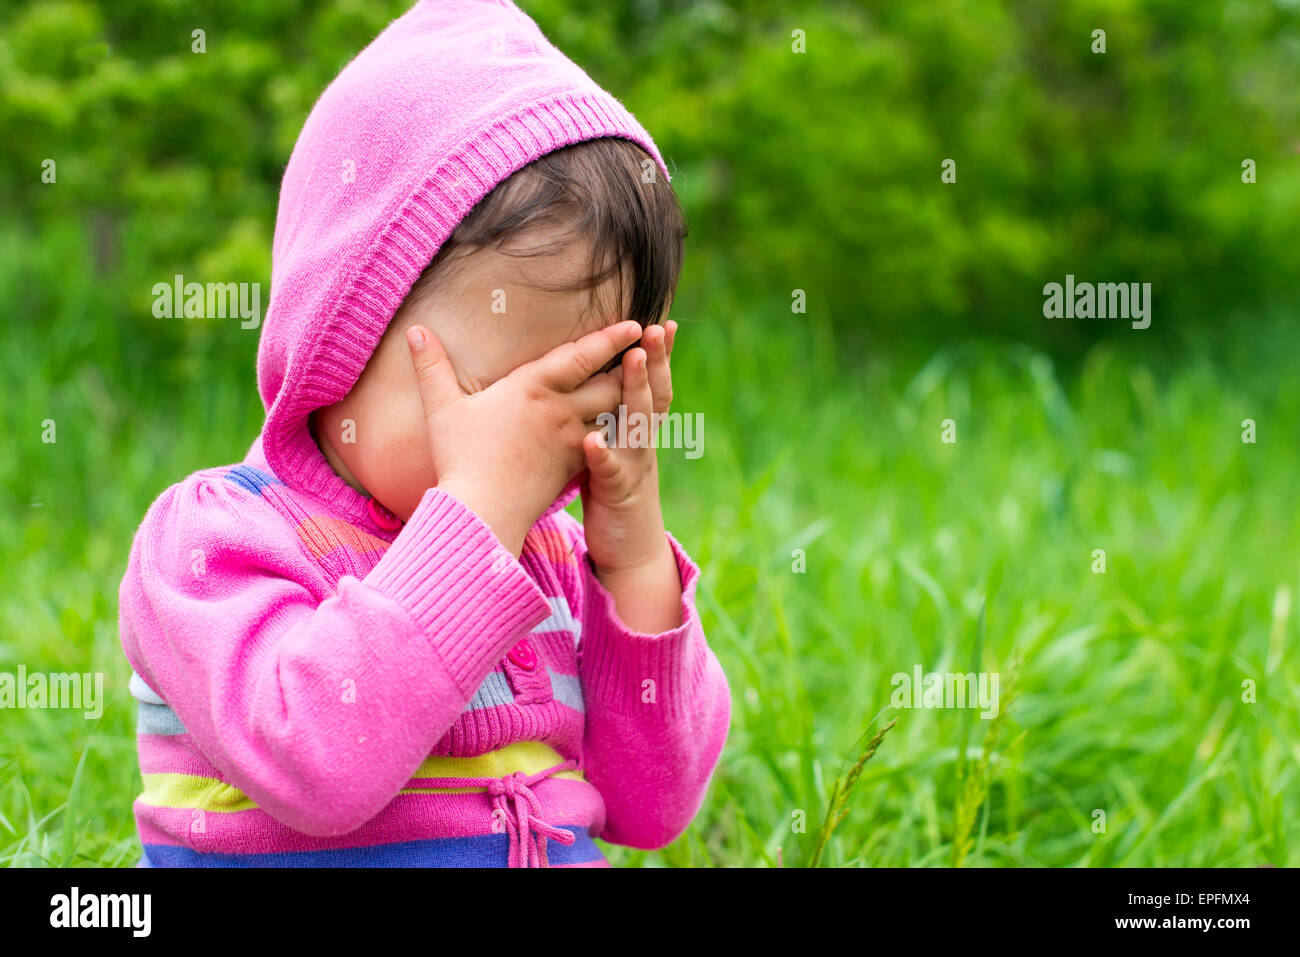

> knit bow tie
[416,758,580,867]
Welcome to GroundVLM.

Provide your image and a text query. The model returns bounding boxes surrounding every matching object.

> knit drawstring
[413,758,579,867]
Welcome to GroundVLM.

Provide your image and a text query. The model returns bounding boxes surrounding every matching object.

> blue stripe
[464,671,515,710]
[223,465,280,496]
[137,700,187,736]
[460,668,585,714]
[139,825,604,867]
[532,595,581,644]
[549,670,584,713]
[135,665,579,726]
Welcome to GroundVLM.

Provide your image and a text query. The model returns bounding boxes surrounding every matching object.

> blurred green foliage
[3,0,1298,378]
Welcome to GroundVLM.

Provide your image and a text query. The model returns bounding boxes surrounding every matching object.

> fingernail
[406,327,426,349]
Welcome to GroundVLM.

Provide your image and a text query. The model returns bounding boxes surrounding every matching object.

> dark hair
[401,137,687,365]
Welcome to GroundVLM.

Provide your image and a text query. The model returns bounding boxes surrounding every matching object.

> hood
[253,0,668,529]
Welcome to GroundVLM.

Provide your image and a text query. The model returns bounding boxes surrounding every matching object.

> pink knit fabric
[118,0,730,868]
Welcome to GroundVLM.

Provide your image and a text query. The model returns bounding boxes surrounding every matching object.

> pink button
[366,497,404,532]
[507,639,537,670]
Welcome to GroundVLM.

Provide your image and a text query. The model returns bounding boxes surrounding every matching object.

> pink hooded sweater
[118,0,731,867]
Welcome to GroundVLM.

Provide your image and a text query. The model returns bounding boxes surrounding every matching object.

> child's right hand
[404,320,642,557]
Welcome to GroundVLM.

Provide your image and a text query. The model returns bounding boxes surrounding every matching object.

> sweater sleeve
[563,517,732,850]
[118,474,552,837]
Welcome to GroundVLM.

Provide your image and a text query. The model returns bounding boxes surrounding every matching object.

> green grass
[3,229,1298,866]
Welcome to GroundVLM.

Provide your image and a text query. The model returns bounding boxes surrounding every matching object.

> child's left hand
[578,320,683,631]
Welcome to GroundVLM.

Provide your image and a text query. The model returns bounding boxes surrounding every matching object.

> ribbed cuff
[578,531,711,722]
[365,487,552,697]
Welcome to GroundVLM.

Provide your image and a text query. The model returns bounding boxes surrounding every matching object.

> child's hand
[406,319,642,557]
[579,321,684,632]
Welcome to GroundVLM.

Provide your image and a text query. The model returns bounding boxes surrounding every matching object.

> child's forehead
[465,241,630,324]
[385,234,638,372]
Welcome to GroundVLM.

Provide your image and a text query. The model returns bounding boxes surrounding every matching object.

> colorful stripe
[139,825,606,867]
[406,741,586,786]
[138,741,587,812]
[292,515,390,561]
[141,772,259,811]
[133,777,608,853]
[222,465,281,495]
[465,671,515,710]
[534,594,582,645]
[523,526,579,566]
[131,742,608,867]
[549,671,584,712]
[137,701,186,736]
[131,660,585,735]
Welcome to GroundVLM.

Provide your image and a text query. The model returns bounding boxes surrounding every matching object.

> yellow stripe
[139,741,584,811]
[139,773,259,812]
[407,741,584,791]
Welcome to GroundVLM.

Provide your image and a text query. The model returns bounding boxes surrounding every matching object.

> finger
[583,430,622,485]
[664,319,677,361]
[603,363,624,393]
[582,418,612,454]
[529,320,643,392]
[569,370,622,422]
[621,346,653,448]
[643,324,673,415]
[406,325,463,415]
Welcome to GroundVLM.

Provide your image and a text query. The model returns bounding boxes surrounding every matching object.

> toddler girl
[118,0,731,867]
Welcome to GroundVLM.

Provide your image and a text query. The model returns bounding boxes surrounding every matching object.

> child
[118,0,731,867]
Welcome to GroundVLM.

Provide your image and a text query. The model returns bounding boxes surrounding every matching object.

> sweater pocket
[501,637,553,705]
